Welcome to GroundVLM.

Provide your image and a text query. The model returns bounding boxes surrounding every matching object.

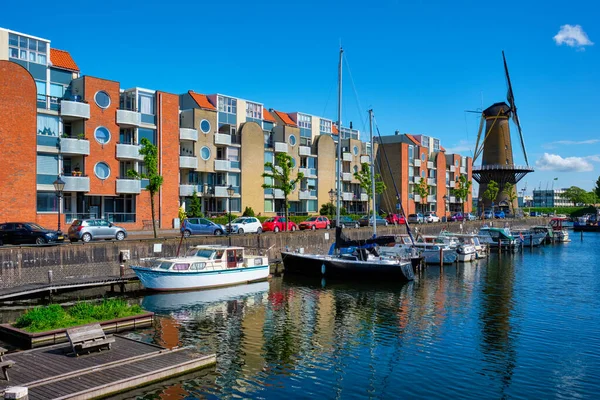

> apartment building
[532,189,571,208]
[376,133,473,216]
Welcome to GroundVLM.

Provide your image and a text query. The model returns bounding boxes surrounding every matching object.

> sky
[2,0,599,193]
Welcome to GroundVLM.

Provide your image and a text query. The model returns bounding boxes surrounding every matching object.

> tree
[128,138,163,238]
[242,207,255,217]
[502,182,518,214]
[562,186,587,206]
[583,191,598,206]
[353,162,386,215]
[452,175,472,215]
[483,180,499,212]
[262,153,303,231]
[188,190,203,218]
[595,176,600,199]
[414,177,429,214]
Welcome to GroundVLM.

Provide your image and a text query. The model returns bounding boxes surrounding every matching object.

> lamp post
[53,175,66,236]
[478,196,483,221]
[226,184,235,246]
[443,194,448,222]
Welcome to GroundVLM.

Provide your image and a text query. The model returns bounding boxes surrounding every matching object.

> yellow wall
[240,122,265,214]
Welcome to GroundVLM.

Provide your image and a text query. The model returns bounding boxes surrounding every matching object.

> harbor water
[95,234,600,398]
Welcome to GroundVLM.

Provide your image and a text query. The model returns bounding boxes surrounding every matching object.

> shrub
[242,207,255,217]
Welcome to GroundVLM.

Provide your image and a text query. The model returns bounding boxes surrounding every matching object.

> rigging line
[463,112,474,158]
[373,115,416,245]
[343,53,369,134]
[322,75,337,120]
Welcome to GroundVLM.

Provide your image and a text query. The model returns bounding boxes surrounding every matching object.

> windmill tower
[472,51,534,212]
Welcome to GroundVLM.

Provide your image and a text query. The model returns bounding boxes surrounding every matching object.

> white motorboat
[131,245,269,291]
[511,228,547,247]
[381,241,456,265]
[443,233,487,259]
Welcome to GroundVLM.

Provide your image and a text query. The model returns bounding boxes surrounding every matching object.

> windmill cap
[483,102,511,117]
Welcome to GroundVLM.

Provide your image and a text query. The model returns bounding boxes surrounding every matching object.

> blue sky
[3,0,599,192]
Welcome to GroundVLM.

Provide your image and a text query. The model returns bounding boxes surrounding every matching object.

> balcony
[116,179,141,194]
[460,166,466,174]
[299,190,317,200]
[427,178,436,186]
[342,192,354,201]
[414,194,421,202]
[342,172,352,182]
[179,184,200,197]
[342,153,352,162]
[449,196,457,203]
[360,155,370,164]
[116,143,143,160]
[214,133,231,146]
[60,138,90,155]
[214,159,231,171]
[360,193,368,201]
[63,176,90,192]
[449,180,455,187]
[427,195,437,203]
[273,189,285,199]
[274,142,288,153]
[414,159,421,167]
[180,156,198,169]
[180,128,198,142]
[450,165,456,173]
[299,167,317,177]
[427,161,434,169]
[299,146,312,156]
[413,176,421,184]
[116,109,142,127]
[60,100,90,120]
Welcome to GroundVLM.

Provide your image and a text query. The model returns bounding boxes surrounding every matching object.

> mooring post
[439,247,443,267]
[47,270,53,284]
[120,264,125,278]
[581,230,583,241]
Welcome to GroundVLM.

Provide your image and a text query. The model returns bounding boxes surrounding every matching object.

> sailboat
[281,48,414,282]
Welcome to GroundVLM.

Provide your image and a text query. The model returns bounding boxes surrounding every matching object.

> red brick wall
[157,92,180,229]
[436,152,447,217]
[0,61,37,223]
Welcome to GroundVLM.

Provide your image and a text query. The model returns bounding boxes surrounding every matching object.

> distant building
[532,189,570,207]
[518,195,533,208]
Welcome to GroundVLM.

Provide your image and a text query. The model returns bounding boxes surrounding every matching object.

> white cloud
[553,24,594,50]
[542,139,600,149]
[445,140,473,154]
[535,153,594,172]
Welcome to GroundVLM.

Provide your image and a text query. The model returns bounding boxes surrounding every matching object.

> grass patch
[14,299,144,333]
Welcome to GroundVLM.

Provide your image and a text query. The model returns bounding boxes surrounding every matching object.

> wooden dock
[0,336,216,399]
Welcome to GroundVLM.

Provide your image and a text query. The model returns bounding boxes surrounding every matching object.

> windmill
[471,51,534,212]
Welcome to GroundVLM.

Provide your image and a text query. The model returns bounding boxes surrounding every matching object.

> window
[353,165,358,173]
[408,145,414,160]
[37,192,57,212]
[9,33,47,65]
[50,83,65,99]
[94,162,111,180]
[201,146,211,161]
[138,128,156,145]
[264,199,274,212]
[433,139,440,152]
[138,93,155,115]
[421,170,426,178]
[200,119,211,133]
[421,153,426,161]
[320,119,332,134]
[246,102,262,119]
[298,114,311,129]
[95,91,111,109]
[36,80,46,102]
[37,115,59,136]
[290,158,296,168]
[353,145,359,155]
[289,135,297,146]
[455,160,459,166]
[218,96,237,114]
[37,154,58,175]
[94,127,111,144]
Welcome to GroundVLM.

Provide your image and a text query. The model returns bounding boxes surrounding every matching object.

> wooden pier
[0,336,216,399]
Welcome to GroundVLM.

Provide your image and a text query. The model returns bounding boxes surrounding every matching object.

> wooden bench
[66,324,115,357]
[0,347,15,381]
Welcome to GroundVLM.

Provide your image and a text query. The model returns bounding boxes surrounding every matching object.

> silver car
[68,219,128,242]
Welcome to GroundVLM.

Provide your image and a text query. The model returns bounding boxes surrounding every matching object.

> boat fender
[321,263,326,275]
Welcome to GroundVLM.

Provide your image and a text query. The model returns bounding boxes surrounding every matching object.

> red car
[299,216,330,230]
[386,213,406,225]
[261,216,298,233]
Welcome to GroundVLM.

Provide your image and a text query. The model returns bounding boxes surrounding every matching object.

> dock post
[47,270,53,284]
[120,264,125,278]
[581,230,583,241]
[439,248,443,267]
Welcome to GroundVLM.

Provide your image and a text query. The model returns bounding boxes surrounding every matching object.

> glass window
[37,154,58,175]
[94,127,111,144]
[421,153,426,161]
[246,102,262,119]
[94,162,111,180]
[218,96,237,114]
[264,199,274,212]
[201,146,211,160]
[138,93,155,115]
[50,83,64,99]
[289,135,296,146]
[353,145,359,155]
[353,165,358,173]
[138,128,156,145]
[37,192,57,212]
[9,34,18,47]
[9,47,18,58]
[200,119,211,133]
[95,91,111,109]
[37,114,59,136]
[298,114,311,129]
[320,119,332,134]
[38,54,47,65]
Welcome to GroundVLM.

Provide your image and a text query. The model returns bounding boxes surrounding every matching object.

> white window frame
[218,96,237,114]
[246,102,262,119]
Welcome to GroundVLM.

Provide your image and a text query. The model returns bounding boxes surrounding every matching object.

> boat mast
[369,109,376,237]
[336,47,343,226]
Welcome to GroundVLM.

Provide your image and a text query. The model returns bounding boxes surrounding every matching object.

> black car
[330,216,360,229]
[0,222,64,245]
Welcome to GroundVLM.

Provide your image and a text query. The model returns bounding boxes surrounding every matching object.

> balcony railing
[63,175,90,192]
[360,193,368,201]
[299,146,312,156]
[214,159,231,171]
[342,192,354,201]
[414,159,421,167]
[299,167,317,177]
[273,189,285,198]
[427,178,436,186]
[179,128,198,141]
[60,100,90,120]
[116,109,142,126]
[450,165,456,172]
[413,176,422,183]
[427,195,437,203]
[230,161,241,170]
[360,155,370,164]
[179,184,200,197]
[460,166,466,174]
[427,161,434,169]
[342,172,352,181]
[274,142,288,153]
[116,143,143,160]
[180,156,198,169]
[414,194,421,202]
[449,180,455,187]
[342,153,352,162]
[116,179,141,194]
[214,133,231,146]
[60,137,90,155]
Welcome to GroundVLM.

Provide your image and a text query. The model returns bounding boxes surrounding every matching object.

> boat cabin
[147,246,266,272]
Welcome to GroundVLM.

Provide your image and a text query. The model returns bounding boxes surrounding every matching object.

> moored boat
[550,218,570,242]
[511,228,546,247]
[477,226,519,251]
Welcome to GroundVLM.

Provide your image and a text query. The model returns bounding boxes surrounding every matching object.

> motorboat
[511,228,547,247]
[550,218,570,242]
[131,245,269,291]
[477,226,519,251]
[442,233,487,259]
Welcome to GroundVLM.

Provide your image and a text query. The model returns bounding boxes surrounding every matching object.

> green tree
[188,190,203,218]
[594,176,600,199]
[353,162,386,215]
[561,186,587,206]
[502,182,518,214]
[483,180,499,212]
[452,174,472,215]
[262,153,304,231]
[242,207,255,217]
[128,138,163,238]
[583,191,598,206]
[414,178,429,214]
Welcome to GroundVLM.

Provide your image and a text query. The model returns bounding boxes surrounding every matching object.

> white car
[424,212,440,223]
[226,217,263,234]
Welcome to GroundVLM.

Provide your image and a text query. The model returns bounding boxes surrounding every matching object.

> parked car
[262,216,298,232]
[530,211,542,217]
[424,212,440,223]
[0,222,64,245]
[407,213,424,224]
[226,217,262,234]
[359,215,389,227]
[68,219,127,242]
[180,218,225,237]
[494,210,506,219]
[330,216,360,229]
[450,212,464,222]
[465,212,477,221]
[386,213,406,225]
[299,216,330,230]
[482,209,494,219]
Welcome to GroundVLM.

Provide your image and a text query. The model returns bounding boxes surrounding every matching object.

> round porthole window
[353,145,359,155]
[289,135,296,146]
[291,157,296,168]
[421,153,426,161]
[455,160,459,166]
[94,91,111,109]
[94,162,111,180]
[94,126,111,144]
[201,146,211,161]
[421,170,426,178]
[200,120,211,134]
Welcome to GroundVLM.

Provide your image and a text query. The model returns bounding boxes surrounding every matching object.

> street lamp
[478,196,483,220]
[53,175,66,235]
[226,184,235,246]
[443,194,448,221]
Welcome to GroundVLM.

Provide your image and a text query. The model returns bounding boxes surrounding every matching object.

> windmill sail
[502,50,529,166]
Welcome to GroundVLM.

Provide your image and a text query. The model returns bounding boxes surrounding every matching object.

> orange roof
[405,134,420,146]
[188,91,215,110]
[50,49,79,72]
[263,109,276,123]
[332,124,339,134]
[272,110,297,127]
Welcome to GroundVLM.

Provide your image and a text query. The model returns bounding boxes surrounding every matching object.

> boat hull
[281,252,414,281]
[131,264,270,291]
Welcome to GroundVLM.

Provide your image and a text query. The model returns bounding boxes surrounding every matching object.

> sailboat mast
[369,109,376,237]
[336,47,343,226]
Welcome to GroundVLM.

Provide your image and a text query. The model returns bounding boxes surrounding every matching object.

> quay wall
[0,218,550,290]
